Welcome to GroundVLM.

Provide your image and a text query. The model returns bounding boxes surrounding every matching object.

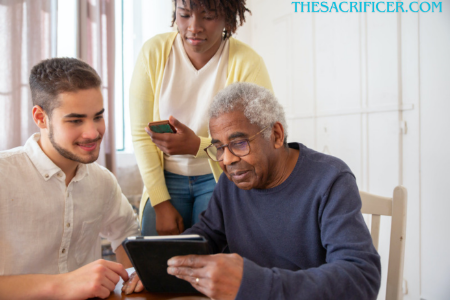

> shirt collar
[24,133,89,182]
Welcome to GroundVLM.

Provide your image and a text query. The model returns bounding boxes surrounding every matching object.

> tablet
[122,235,210,293]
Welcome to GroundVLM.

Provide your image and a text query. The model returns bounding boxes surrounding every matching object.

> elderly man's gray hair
[209,82,288,142]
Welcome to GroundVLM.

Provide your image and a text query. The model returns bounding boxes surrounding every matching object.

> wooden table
[103,276,209,300]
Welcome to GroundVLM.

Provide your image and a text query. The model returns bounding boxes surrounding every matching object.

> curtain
[0,0,54,150]
[78,0,117,174]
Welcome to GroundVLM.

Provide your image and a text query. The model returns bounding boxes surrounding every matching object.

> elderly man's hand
[167,253,244,300]
[121,271,145,295]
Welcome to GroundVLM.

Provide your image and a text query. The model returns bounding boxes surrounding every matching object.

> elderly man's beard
[48,123,102,164]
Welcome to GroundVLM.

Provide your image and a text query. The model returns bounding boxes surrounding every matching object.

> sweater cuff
[194,136,212,159]
[148,185,171,207]
[235,258,273,300]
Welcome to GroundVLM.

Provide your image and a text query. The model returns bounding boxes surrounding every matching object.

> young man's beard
[48,123,101,164]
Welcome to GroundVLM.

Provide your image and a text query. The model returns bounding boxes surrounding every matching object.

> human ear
[32,105,48,129]
[272,122,285,149]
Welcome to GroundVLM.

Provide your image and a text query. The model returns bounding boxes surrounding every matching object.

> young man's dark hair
[29,57,102,117]
[171,0,251,39]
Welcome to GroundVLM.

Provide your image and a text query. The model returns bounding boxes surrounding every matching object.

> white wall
[239,0,449,299]
[419,7,450,300]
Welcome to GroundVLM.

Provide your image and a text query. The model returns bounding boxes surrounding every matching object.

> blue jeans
[141,170,216,236]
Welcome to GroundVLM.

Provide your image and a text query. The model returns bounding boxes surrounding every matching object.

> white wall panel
[367,14,399,107]
[292,14,315,117]
[316,115,362,183]
[419,6,450,300]
[287,119,316,149]
[315,13,361,113]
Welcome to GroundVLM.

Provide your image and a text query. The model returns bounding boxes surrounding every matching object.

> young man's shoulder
[85,162,119,185]
[0,146,31,176]
[0,145,26,160]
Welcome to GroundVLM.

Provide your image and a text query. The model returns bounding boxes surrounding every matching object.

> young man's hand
[56,259,129,299]
[154,200,185,235]
[167,253,244,300]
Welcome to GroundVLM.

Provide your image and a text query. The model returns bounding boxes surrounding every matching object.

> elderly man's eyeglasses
[204,126,270,162]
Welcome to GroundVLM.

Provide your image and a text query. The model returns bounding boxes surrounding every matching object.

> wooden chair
[359,186,407,300]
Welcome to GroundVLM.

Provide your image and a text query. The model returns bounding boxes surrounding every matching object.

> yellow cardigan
[129,32,273,222]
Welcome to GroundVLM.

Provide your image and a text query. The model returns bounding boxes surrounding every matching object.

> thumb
[169,115,186,132]
[177,217,185,234]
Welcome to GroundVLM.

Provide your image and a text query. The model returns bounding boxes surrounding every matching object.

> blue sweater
[186,143,381,300]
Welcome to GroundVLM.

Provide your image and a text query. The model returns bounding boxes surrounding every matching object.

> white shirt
[0,134,140,275]
[159,34,229,176]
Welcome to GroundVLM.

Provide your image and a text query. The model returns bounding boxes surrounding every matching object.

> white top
[0,134,140,275]
[159,34,229,176]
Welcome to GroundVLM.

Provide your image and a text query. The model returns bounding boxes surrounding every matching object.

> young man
[0,58,140,299]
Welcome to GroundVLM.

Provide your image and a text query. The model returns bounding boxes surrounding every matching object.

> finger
[102,260,129,282]
[167,255,209,267]
[167,266,202,278]
[169,115,185,131]
[175,275,210,296]
[104,267,121,286]
[94,285,112,299]
[99,274,116,292]
[135,280,145,292]
[124,272,140,294]
[177,217,185,233]
[121,271,137,292]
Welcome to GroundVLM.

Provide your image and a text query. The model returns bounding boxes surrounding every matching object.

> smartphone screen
[148,121,176,133]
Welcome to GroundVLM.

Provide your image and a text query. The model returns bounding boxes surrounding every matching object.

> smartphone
[148,120,176,133]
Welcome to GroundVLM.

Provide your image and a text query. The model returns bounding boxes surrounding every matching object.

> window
[114,0,174,151]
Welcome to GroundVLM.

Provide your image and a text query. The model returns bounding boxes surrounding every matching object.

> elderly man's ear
[272,122,285,149]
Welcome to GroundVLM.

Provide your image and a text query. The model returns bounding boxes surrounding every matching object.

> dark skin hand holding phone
[145,115,201,236]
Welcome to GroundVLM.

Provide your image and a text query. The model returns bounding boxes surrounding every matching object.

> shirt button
[57,173,63,177]
[66,223,70,228]
[62,249,66,254]
[44,174,49,178]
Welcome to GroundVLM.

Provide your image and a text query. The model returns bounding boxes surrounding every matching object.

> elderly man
[124,82,381,299]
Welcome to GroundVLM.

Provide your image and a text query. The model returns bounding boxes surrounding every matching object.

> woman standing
[130,0,272,236]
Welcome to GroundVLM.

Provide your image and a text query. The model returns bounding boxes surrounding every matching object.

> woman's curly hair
[172,0,251,39]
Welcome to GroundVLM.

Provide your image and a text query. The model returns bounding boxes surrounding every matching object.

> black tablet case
[122,235,210,293]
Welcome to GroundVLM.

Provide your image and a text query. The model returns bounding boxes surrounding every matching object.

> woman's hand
[154,200,185,235]
[145,116,201,156]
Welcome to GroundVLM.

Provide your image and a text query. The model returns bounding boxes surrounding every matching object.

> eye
[215,145,225,155]
[179,13,190,18]
[68,119,82,124]
[232,140,248,151]
[94,115,103,121]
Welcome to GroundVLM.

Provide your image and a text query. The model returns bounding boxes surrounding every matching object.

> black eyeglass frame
[204,125,271,162]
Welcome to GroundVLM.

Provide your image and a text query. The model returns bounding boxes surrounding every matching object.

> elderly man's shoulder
[299,144,351,173]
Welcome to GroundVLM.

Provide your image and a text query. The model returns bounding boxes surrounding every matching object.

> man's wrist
[37,274,62,300]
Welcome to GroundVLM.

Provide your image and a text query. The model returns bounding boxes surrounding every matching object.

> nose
[222,146,240,166]
[81,121,101,140]
[188,14,203,34]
